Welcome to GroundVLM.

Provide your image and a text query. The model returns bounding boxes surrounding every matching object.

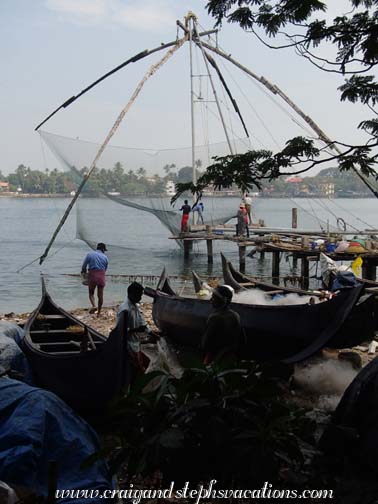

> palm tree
[137,167,147,178]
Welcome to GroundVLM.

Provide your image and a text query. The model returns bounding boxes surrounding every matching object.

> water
[1,196,377,313]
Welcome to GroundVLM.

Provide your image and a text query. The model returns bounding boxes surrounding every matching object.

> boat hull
[221,254,378,348]
[150,284,364,363]
[22,284,127,413]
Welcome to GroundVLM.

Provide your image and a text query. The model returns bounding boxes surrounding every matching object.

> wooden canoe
[220,252,318,296]
[22,280,127,413]
[219,253,378,349]
[145,269,364,363]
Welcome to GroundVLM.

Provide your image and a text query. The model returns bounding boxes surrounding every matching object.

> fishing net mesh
[40,130,246,249]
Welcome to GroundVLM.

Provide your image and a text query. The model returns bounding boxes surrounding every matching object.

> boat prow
[22,280,128,413]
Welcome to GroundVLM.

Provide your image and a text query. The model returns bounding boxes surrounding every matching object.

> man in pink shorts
[81,242,109,317]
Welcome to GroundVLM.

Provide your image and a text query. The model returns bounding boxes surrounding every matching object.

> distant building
[0,181,9,191]
[165,180,176,196]
[285,176,303,183]
[146,176,158,185]
[319,182,335,197]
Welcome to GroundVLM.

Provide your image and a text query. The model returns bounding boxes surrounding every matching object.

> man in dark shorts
[81,242,109,317]
[202,285,244,364]
[179,199,191,232]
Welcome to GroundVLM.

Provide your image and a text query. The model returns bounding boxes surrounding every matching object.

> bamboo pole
[39,36,187,265]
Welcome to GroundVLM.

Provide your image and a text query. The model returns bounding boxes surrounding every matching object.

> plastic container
[326,243,336,253]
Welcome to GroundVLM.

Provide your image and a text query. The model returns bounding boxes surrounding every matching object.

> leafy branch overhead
[207,1,378,76]
[172,1,378,201]
[172,132,378,202]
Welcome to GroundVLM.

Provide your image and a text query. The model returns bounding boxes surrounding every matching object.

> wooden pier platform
[171,223,378,288]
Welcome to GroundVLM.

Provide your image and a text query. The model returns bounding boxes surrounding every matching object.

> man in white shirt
[117,282,159,376]
[243,193,252,224]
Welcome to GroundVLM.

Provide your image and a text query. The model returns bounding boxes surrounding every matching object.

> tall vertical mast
[187,13,197,190]
[194,17,234,157]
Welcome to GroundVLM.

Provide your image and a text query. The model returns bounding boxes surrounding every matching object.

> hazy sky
[0,0,370,175]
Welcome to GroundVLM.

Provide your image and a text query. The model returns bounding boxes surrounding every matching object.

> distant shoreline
[0,192,374,199]
[0,192,69,198]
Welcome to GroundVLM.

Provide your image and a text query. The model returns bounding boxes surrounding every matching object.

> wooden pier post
[205,225,213,264]
[239,245,246,273]
[301,256,309,289]
[272,250,280,285]
[292,208,298,229]
[362,260,377,281]
[206,239,213,264]
[183,240,192,259]
[292,253,298,269]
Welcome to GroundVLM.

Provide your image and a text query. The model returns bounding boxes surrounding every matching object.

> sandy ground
[1,302,156,335]
[4,300,376,367]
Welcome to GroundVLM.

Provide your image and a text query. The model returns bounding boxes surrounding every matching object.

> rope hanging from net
[38,35,187,265]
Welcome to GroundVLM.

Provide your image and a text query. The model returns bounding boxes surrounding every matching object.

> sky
[0,0,371,176]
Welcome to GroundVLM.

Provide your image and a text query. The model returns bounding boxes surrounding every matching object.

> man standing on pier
[179,199,191,232]
[192,201,204,224]
[243,193,252,224]
[81,242,108,317]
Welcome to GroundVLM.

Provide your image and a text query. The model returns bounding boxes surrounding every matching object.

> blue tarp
[0,321,33,384]
[0,378,113,502]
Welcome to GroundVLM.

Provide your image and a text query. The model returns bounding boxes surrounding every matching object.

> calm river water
[2,196,378,313]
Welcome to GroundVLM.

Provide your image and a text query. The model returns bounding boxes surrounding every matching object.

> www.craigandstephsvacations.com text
[56,481,334,501]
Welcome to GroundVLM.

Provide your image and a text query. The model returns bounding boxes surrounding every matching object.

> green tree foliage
[105,360,316,488]
[173,1,378,201]
[3,161,369,197]
[3,162,180,196]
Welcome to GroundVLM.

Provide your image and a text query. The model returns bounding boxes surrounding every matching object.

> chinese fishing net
[40,130,248,251]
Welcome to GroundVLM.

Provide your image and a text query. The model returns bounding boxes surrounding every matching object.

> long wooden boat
[145,270,364,363]
[220,252,319,295]
[219,253,378,348]
[22,280,127,413]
